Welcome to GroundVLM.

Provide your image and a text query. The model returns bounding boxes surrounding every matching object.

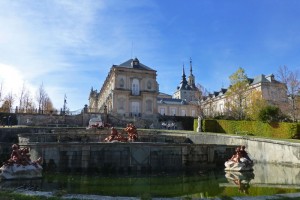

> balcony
[130,91,140,96]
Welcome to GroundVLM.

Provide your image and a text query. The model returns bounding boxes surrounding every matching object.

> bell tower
[188,58,196,89]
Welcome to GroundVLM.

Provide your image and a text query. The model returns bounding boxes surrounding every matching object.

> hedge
[193,119,300,139]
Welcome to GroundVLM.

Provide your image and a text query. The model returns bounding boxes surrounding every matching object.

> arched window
[119,78,124,88]
[132,79,139,95]
[146,100,152,112]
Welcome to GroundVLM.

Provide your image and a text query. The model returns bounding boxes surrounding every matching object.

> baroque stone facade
[89,58,288,120]
[89,58,199,118]
[89,58,159,118]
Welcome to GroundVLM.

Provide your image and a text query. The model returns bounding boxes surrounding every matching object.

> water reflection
[225,171,255,194]
[252,163,300,187]
[1,163,300,198]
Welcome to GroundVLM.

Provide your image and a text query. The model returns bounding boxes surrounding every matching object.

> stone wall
[188,132,300,167]
[18,128,188,144]
[4,127,300,173]
[16,113,104,127]
[25,142,231,173]
[16,128,234,172]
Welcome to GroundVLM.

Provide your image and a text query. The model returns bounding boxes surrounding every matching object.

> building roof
[158,92,172,98]
[202,73,284,102]
[250,74,270,85]
[115,58,155,71]
[157,98,187,105]
[177,65,192,91]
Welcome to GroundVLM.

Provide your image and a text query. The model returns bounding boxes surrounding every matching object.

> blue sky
[1,0,300,111]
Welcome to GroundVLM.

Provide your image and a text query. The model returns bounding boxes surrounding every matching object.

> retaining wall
[16,113,103,127]
[188,132,300,167]
[24,142,232,173]
[4,127,300,172]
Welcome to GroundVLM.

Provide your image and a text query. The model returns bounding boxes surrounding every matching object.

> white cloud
[0,64,37,98]
[0,0,164,109]
[0,1,105,107]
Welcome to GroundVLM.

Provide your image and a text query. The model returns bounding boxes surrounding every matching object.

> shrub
[258,105,283,122]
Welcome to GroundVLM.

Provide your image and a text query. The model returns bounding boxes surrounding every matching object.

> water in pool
[1,163,299,199]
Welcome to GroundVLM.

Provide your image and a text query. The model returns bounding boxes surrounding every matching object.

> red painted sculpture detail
[124,123,138,142]
[3,144,42,167]
[1,144,43,180]
[104,124,138,142]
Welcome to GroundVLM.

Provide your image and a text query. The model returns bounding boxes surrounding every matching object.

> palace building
[89,58,159,118]
[201,74,288,117]
[89,58,199,119]
[157,59,198,117]
[89,58,289,122]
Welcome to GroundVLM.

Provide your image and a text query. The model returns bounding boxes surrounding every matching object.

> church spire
[181,64,187,84]
[190,57,193,75]
[187,57,196,89]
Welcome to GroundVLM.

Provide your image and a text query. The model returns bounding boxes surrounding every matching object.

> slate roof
[250,74,270,85]
[159,92,171,96]
[178,81,192,90]
[157,98,187,105]
[177,67,192,91]
[115,58,155,71]
[202,74,283,102]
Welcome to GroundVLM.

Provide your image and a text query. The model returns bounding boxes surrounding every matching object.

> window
[118,98,125,110]
[191,110,196,117]
[219,104,224,113]
[160,108,165,115]
[131,101,140,114]
[181,109,186,116]
[171,108,176,116]
[119,78,124,88]
[147,80,152,90]
[132,79,140,95]
[146,100,152,112]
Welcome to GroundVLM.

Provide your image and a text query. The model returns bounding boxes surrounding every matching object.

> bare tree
[0,81,3,106]
[35,83,55,114]
[277,65,300,121]
[18,83,39,113]
[43,95,54,113]
[23,92,36,113]
[0,92,14,113]
[195,83,208,117]
[36,83,47,113]
[18,82,29,113]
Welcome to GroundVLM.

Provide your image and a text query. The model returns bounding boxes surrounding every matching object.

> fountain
[15,124,234,173]
[2,124,300,198]
[0,144,43,180]
[224,145,253,171]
